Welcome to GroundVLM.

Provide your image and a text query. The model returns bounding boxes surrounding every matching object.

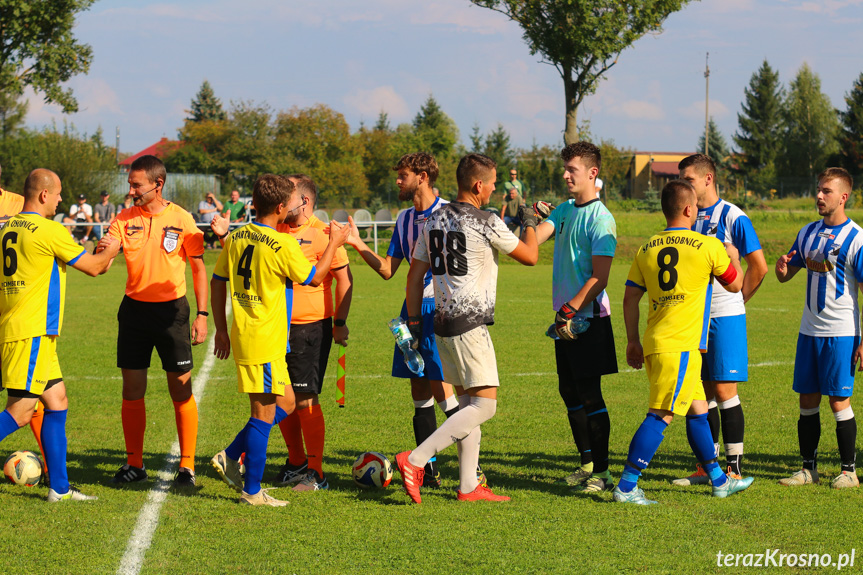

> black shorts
[287,318,333,395]
[117,296,193,373]
[555,315,618,381]
[5,378,62,399]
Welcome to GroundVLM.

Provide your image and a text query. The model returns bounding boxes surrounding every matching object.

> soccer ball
[351,452,393,489]
[4,451,42,486]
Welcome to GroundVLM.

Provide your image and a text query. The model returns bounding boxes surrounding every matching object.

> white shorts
[435,325,500,390]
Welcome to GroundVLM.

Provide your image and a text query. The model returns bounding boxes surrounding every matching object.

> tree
[782,63,839,182]
[733,60,784,193]
[471,0,692,144]
[356,111,397,204]
[0,0,94,113]
[187,80,227,123]
[412,95,459,158]
[0,92,28,141]
[837,72,863,175]
[697,117,736,192]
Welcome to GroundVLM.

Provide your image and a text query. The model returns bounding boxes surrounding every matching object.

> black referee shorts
[555,314,618,381]
[117,295,193,373]
[287,318,333,395]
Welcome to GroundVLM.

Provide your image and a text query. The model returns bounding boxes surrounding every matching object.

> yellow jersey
[0,189,24,228]
[626,227,735,355]
[0,212,86,342]
[213,222,314,365]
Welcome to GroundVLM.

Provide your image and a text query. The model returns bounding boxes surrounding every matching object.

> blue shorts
[391,299,445,381]
[793,334,860,397]
[701,314,748,382]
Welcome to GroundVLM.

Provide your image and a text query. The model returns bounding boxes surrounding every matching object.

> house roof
[118,137,183,167]
[650,161,680,177]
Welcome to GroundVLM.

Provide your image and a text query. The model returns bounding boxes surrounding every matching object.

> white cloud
[343,86,410,120]
[613,100,665,121]
[679,98,730,120]
[23,78,123,124]
[795,0,863,14]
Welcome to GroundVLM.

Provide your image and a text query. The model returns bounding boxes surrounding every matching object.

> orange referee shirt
[277,215,349,324]
[108,202,205,302]
[0,189,24,228]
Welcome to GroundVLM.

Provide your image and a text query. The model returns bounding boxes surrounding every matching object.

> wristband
[334,319,346,327]
[197,311,209,317]
[217,231,229,239]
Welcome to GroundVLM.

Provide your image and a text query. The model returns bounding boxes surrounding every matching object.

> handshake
[516,201,555,230]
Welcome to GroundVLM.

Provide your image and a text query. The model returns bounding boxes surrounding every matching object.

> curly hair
[392,152,439,187]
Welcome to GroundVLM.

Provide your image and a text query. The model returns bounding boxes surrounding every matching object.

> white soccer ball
[4,450,42,486]
[351,452,393,489]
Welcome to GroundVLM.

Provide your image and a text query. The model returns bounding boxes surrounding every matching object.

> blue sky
[24,0,863,157]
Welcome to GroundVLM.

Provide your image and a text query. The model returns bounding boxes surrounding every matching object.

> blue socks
[0,409,20,442]
[619,413,668,493]
[274,406,288,426]
[686,412,727,486]
[42,409,69,494]
[242,417,273,495]
[225,408,288,464]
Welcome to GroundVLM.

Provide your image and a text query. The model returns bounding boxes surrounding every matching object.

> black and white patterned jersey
[413,202,520,337]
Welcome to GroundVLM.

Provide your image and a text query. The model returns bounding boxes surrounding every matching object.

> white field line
[116,328,219,575]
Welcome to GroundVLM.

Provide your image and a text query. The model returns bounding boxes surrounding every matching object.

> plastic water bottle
[546,317,590,340]
[389,318,425,376]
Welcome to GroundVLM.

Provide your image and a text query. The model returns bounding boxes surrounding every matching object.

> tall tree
[782,63,839,181]
[0,0,94,113]
[471,0,692,144]
[412,95,459,158]
[733,60,784,193]
[187,80,227,123]
[0,92,28,141]
[482,123,515,183]
[697,118,736,192]
[356,111,397,202]
[837,72,863,175]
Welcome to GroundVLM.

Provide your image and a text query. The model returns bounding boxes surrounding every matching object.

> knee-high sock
[242,417,272,496]
[278,411,306,466]
[173,397,198,472]
[42,409,69,494]
[29,401,46,473]
[274,406,288,426]
[586,402,610,474]
[618,413,667,493]
[799,408,820,470]
[438,395,460,418]
[835,407,856,473]
[298,404,325,476]
[454,394,481,494]
[413,399,439,476]
[686,412,726,486]
[566,406,593,466]
[0,409,21,442]
[409,397,496,468]
[225,426,246,461]
[718,395,744,474]
[706,398,720,455]
[122,398,146,468]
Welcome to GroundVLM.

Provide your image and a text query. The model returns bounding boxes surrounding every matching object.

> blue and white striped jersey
[693,199,762,318]
[787,218,863,337]
[387,196,448,299]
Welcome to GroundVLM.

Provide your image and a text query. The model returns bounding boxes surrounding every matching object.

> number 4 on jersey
[237,245,254,289]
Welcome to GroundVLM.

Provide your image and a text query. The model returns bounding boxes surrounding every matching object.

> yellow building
[625,151,695,199]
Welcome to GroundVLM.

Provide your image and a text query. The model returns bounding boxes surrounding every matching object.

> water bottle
[389,318,425,376]
[546,317,590,340]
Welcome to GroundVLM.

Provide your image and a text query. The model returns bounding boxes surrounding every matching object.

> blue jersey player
[776,167,862,489]
[346,152,480,488]
[673,154,767,485]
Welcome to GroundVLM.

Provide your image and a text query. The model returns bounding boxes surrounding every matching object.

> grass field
[1,211,860,574]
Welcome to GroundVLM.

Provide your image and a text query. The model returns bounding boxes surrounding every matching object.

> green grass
[0,237,859,574]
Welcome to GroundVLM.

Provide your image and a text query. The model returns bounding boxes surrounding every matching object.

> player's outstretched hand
[211,214,229,238]
[328,219,350,247]
[775,250,796,280]
[533,201,554,221]
[214,330,231,360]
[345,215,363,248]
[626,341,644,370]
[517,204,538,230]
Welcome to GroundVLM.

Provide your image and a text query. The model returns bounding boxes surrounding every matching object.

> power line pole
[704,52,710,155]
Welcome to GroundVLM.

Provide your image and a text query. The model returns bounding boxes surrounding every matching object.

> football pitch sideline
[0,252,859,574]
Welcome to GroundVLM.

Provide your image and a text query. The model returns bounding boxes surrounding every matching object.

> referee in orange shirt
[99,155,208,489]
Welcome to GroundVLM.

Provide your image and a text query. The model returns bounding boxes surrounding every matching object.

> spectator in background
[504,168,524,203]
[64,194,94,244]
[118,192,134,213]
[221,189,247,227]
[93,190,116,240]
[500,186,524,232]
[198,192,223,248]
[595,177,604,200]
